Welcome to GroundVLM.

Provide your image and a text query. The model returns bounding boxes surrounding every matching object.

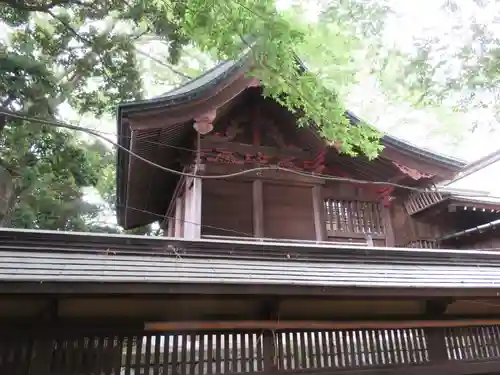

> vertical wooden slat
[153,334,161,375]
[321,331,329,368]
[392,329,405,364]
[361,330,369,366]
[277,332,284,370]
[224,332,230,373]
[284,332,292,370]
[300,331,307,369]
[256,332,263,372]
[247,333,254,373]
[199,334,206,375]
[293,331,300,370]
[181,333,189,375]
[231,333,238,373]
[339,331,349,368]
[162,334,171,375]
[124,336,133,375]
[135,335,143,375]
[94,336,103,375]
[190,333,197,375]
[215,333,221,374]
[207,333,214,374]
[172,334,179,375]
[314,331,322,368]
[307,331,315,368]
[349,330,357,367]
[143,335,151,375]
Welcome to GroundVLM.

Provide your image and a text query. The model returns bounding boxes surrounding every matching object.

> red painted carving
[214,151,244,165]
[377,186,394,207]
[304,150,326,172]
[392,162,434,180]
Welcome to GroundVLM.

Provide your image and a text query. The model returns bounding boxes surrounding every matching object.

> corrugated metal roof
[3,228,500,288]
[2,250,500,288]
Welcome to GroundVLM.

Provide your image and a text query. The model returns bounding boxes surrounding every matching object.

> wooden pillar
[184,181,192,238]
[174,197,183,238]
[183,176,202,239]
[191,176,202,239]
[263,330,277,371]
[312,185,325,241]
[30,337,52,375]
[425,327,448,362]
[253,180,264,238]
[261,299,280,372]
[381,204,395,246]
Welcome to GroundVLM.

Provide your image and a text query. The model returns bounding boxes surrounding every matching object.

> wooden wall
[444,228,500,250]
[389,199,455,248]
[263,183,315,240]
[200,177,391,245]
[201,178,317,240]
[201,180,254,237]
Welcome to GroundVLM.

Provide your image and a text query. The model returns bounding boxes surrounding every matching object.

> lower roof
[2,228,500,293]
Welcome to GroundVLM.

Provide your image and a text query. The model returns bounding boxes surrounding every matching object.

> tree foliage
[0,0,395,231]
[377,0,500,131]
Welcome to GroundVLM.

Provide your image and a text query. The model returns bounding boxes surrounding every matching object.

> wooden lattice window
[324,199,384,235]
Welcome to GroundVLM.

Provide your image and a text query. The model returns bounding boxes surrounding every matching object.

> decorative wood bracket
[193,109,217,134]
[393,161,434,180]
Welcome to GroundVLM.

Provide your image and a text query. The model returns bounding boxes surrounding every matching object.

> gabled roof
[116,58,466,229]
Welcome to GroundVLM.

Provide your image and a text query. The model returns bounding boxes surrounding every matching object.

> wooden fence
[2,325,500,374]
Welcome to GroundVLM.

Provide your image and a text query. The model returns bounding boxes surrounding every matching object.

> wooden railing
[6,324,500,374]
[323,199,385,246]
[404,191,445,216]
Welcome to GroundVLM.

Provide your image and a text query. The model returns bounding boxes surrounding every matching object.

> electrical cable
[122,204,254,237]
[3,108,500,199]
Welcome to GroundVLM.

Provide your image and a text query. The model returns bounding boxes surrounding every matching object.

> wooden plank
[204,359,500,375]
[202,163,325,185]
[381,204,395,247]
[252,180,264,238]
[146,319,500,332]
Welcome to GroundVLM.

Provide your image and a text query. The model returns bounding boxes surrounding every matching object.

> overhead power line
[2,108,500,200]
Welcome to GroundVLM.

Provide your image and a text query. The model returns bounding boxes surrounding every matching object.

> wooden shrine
[3,57,500,374]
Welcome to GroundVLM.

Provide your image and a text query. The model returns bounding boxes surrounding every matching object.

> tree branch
[0,0,82,12]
